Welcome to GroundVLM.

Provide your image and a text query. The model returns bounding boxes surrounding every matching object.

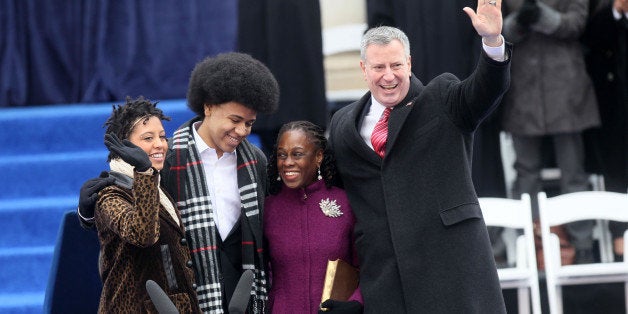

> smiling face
[360,39,412,108]
[197,101,257,158]
[276,130,323,190]
[127,116,168,170]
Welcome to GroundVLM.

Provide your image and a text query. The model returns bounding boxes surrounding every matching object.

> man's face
[197,101,257,158]
[360,39,412,108]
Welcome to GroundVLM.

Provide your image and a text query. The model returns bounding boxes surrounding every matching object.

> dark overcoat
[582,0,628,237]
[501,0,600,135]
[328,47,512,313]
[582,0,628,192]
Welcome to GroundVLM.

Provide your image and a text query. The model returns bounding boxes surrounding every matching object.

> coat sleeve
[530,0,589,39]
[96,170,161,247]
[442,43,512,133]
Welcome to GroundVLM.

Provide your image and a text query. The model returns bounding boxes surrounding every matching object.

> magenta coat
[264,180,362,313]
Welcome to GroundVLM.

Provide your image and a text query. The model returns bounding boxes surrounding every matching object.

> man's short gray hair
[360,26,411,61]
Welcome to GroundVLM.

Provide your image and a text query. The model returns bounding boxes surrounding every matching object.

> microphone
[146,280,179,314]
[228,270,255,314]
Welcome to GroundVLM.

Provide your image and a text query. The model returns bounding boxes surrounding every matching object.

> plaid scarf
[165,118,268,313]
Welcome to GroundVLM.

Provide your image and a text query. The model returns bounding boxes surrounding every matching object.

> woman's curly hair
[103,96,170,162]
[267,121,340,195]
[186,52,280,117]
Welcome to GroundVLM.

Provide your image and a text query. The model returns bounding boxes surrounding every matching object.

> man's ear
[204,104,212,117]
[360,60,367,80]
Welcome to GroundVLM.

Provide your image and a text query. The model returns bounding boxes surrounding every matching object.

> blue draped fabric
[0,0,236,107]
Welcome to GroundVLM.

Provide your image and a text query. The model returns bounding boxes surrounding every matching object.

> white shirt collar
[369,96,387,118]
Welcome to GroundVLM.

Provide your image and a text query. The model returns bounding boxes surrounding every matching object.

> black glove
[516,0,541,28]
[318,300,363,314]
[104,133,152,172]
[78,171,116,221]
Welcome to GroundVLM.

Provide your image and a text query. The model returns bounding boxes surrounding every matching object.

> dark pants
[512,132,593,250]
[218,222,243,310]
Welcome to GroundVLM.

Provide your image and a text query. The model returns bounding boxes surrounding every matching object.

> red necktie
[371,107,392,158]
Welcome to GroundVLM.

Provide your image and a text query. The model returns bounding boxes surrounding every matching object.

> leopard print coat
[95,169,201,313]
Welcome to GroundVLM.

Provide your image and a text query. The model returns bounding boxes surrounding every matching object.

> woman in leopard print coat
[94,97,201,313]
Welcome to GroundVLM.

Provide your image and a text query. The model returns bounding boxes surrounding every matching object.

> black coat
[583,2,628,193]
[328,47,512,313]
[582,1,628,238]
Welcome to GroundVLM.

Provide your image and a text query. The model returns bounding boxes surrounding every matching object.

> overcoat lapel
[344,94,382,166]
[385,75,424,159]
[159,209,185,237]
[385,101,414,158]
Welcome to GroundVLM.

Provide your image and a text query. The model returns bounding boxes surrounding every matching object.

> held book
[320,258,359,305]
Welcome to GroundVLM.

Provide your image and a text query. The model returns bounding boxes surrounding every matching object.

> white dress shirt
[360,98,387,148]
[612,7,628,20]
[193,122,241,240]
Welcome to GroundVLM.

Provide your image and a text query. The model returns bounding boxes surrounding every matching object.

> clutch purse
[320,258,359,308]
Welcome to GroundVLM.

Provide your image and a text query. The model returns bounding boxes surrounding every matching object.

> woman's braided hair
[267,121,340,195]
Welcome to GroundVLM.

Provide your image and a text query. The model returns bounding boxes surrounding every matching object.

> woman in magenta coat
[264,121,362,314]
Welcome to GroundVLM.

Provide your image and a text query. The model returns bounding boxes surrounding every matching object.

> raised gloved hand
[318,300,363,314]
[78,171,116,222]
[516,0,541,28]
[104,133,152,172]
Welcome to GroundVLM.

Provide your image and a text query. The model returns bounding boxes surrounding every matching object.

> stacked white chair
[479,193,542,314]
[538,191,628,314]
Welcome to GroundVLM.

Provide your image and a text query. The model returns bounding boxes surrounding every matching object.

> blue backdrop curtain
[0,0,236,107]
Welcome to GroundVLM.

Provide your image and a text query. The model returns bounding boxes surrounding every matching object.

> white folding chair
[479,193,542,314]
[538,191,628,314]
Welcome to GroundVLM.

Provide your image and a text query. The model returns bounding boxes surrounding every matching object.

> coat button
[180,238,187,246]
[186,260,193,268]
[607,72,615,82]
[192,283,197,290]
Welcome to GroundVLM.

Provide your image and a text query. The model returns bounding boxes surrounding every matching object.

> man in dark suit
[327,1,511,312]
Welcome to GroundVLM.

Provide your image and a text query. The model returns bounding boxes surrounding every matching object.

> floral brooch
[319,198,343,218]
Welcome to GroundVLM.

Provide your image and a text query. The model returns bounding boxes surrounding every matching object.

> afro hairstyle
[186,52,280,117]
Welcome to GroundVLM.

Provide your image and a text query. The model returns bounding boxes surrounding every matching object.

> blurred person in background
[583,0,628,259]
[501,0,601,264]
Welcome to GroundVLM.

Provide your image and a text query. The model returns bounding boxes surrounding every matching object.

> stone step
[0,197,76,247]
[0,246,53,294]
[0,293,44,314]
[0,151,107,200]
[0,99,194,157]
